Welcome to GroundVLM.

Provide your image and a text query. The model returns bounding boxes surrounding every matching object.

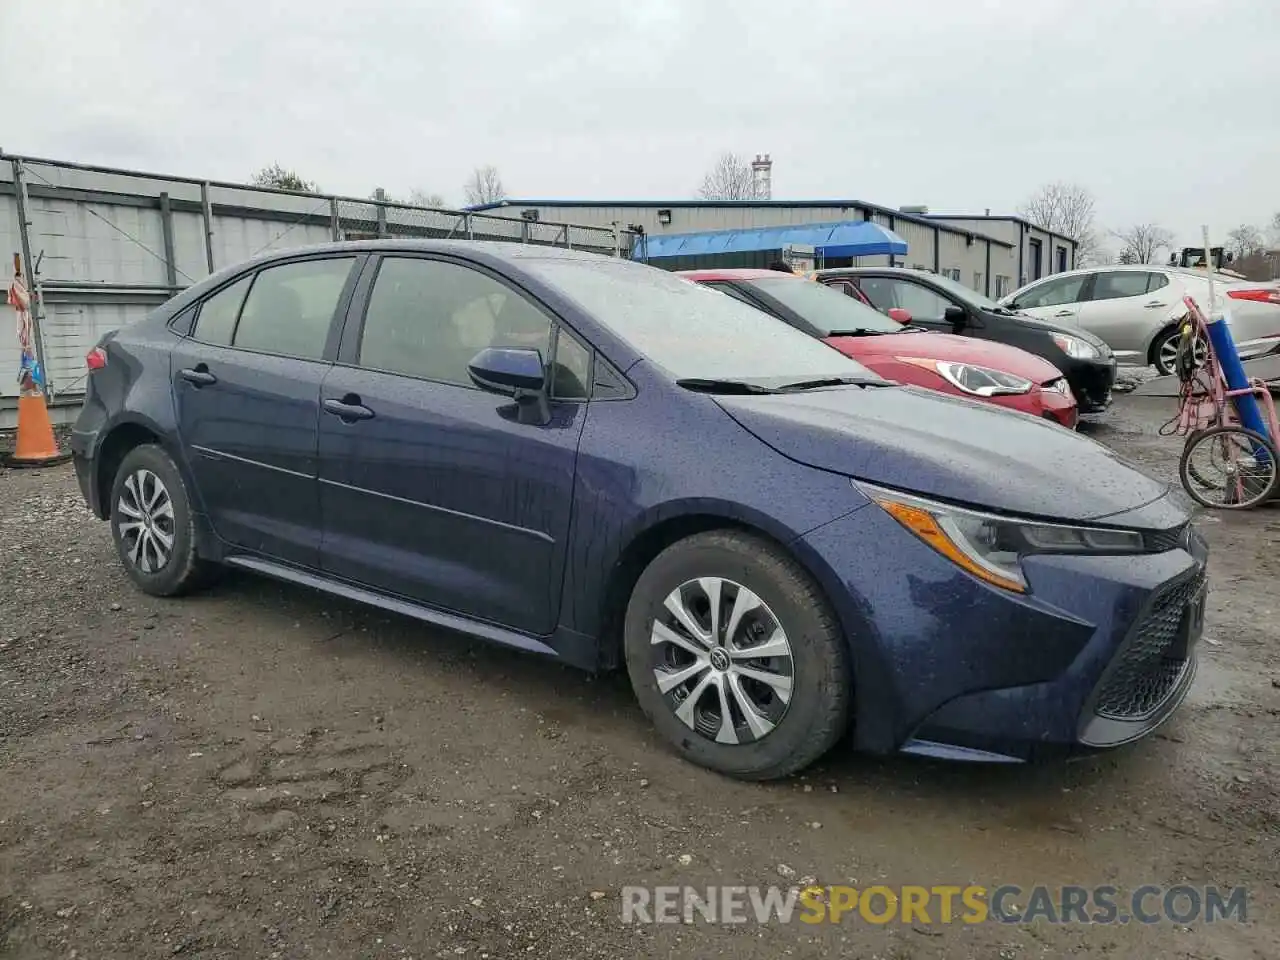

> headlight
[1052,334,1101,359]
[857,482,1145,593]
[899,357,1033,397]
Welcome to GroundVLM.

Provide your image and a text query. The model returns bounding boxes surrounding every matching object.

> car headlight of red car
[899,358,1034,397]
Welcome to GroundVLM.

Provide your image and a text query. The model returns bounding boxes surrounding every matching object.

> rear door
[1004,273,1091,327]
[1075,270,1169,355]
[171,255,360,567]
[316,254,589,636]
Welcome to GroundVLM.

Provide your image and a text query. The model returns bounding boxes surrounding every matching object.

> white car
[999,265,1280,376]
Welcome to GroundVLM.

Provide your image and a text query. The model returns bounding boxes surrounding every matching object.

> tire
[623,530,851,780]
[109,444,214,596]
[1152,326,1207,377]
[1178,425,1279,510]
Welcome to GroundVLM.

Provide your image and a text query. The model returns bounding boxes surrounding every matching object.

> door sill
[223,554,560,658]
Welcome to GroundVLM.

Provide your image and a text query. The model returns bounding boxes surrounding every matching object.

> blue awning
[631,220,908,260]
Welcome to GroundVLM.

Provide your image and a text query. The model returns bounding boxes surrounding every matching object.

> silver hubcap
[650,577,794,745]
[1160,334,1206,372]
[116,469,175,573]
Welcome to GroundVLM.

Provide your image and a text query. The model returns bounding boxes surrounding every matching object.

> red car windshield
[746,278,904,336]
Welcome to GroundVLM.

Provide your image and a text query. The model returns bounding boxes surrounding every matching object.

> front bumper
[797,503,1207,761]
[1065,355,1118,413]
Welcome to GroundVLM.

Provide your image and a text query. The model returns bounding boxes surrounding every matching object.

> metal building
[468,199,1034,298]
[922,214,1078,292]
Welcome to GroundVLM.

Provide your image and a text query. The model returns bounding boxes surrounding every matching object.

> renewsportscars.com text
[621,884,1247,926]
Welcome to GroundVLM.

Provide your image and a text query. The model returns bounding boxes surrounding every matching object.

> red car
[679,269,1078,428]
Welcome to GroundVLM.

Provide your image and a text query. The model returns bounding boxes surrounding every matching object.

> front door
[856,276,963,335]
[171,256,358,567]
[1028,238,1043,282]
[317,255,589,636]
[1005,273,1090,329]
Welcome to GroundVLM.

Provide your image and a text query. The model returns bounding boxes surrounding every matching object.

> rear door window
[192,275,253,346]
[856,276,899,311]
[1089,271,1155,302]
[232,257,356,360]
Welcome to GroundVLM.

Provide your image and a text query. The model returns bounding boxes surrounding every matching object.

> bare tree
[373,187,448,208]
[696,152,756,201]
[407,188,446,208]
[1265,211,1280,247]
[1110,223,1175,264]
[1018,182,1100,265]
[252,163,319,193]
[464,166,506,206]
[1225,224,1265,260]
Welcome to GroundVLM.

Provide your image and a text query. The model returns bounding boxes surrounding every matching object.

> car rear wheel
[109,444,213,596]
[624,530,851,780]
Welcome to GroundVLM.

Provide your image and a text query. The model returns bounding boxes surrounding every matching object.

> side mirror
[468,347,550,425]
[887,307,912,324]
[943,305,967,330]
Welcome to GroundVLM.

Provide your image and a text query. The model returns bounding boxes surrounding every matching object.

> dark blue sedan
[71,242,1208,779]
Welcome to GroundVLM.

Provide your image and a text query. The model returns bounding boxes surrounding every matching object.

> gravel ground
[1,394,1276,959]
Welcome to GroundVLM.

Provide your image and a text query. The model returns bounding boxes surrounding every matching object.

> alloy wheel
[650,577,794,745]
[116,468,176,573]
[1158,333,1207,376]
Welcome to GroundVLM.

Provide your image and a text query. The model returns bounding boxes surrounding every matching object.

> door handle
[180,365,217,387]
[322,395,375,422]
[1053,310,1074,317]
[1144,301,1168,308]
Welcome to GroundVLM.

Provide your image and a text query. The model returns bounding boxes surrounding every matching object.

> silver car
[1000,265,1280,375]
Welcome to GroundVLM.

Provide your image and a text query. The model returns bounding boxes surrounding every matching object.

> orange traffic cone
[3,393,71,467]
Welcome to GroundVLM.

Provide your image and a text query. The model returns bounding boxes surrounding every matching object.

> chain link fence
[0,152,636,418]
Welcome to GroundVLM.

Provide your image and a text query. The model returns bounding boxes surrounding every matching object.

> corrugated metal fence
[0,153,635,423]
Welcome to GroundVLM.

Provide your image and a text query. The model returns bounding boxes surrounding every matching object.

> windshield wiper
[776,376,893,391]
[826,328,887,337]
[676,378,778,395]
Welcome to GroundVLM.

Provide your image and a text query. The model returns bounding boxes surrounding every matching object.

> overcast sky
[4,0,1276,249]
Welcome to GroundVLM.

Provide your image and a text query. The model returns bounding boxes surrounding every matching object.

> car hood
[715,386,1170,523]
[826,331,1064,384]
[1001,310,1110,348]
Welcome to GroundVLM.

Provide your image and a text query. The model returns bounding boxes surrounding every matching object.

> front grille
[1093,573,1204,721]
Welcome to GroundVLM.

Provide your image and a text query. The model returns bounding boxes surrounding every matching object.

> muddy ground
[0,394,1276,959]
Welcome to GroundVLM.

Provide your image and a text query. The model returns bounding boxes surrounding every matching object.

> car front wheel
[109,444,213,596]
[624,530,851,780]
[1152,326,1208,377]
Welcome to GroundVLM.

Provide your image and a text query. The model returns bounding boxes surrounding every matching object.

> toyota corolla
[72,242,1207,779]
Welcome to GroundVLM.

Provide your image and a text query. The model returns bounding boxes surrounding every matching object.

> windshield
[746,277,903,335]
[918,271,1002,310]
[521,258,878,384]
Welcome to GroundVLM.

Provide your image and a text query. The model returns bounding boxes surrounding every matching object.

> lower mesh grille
[1093,573,1204,721]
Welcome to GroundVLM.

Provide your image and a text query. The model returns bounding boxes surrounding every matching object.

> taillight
[86,347,107,370]
[1227,289,1280,306]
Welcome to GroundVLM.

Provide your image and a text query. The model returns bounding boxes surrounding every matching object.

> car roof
[676,268,799,282]
[238,238,618,272]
